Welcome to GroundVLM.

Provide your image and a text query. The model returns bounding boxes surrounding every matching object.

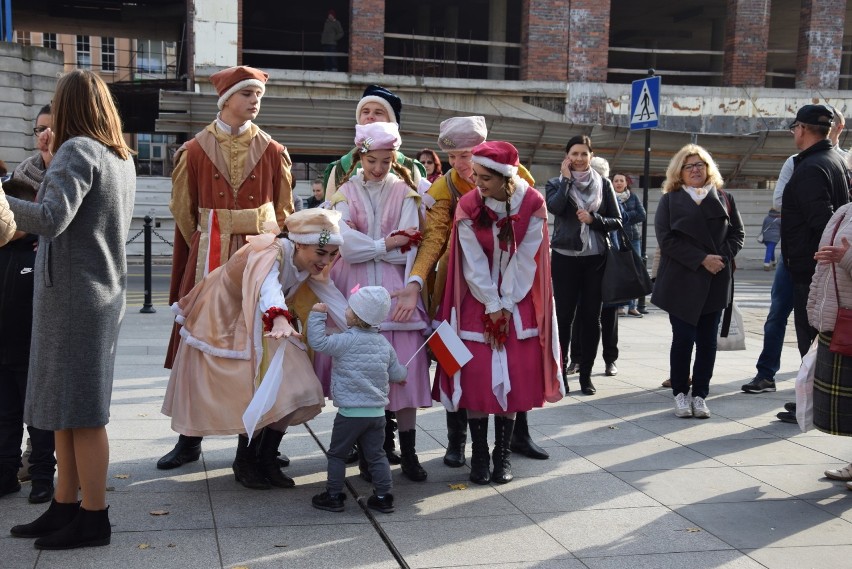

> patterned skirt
[814,333,852,436]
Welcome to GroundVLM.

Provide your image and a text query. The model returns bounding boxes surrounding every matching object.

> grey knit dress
[6,136,136,429]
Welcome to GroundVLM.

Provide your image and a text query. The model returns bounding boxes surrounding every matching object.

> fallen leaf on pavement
[137,543,151,549]
[448,483,467,490]
[149,510,170,516]
[114,474,130,479]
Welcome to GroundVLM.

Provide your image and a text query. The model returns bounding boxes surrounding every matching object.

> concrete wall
[192,0,238,68]
[0,42,63,170]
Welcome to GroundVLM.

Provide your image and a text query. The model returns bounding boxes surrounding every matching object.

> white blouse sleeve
[499,216,544,312]
[258,259,287,313]
[458,219,503,315]
[334,196,418,266]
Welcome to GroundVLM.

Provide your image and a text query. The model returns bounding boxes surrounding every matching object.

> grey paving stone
[531,506,733,557]
[34,529,220,569]
[496,472,660,513]
[105,490,214,532]
[632,416,778,444]
[210,487,371,528]
[745,545,852,569]
[217,525,398,568]
[785,434,852,462]
[499,445,601,477]
[572,439,724,471]
[737,464,851,501]
[685,438,842,467]
[581,550,766,569]
[535,420,657,447]
[615,466,791,505]
[0,534,40,569]
[676,500,852,548]
[380,514,569,568]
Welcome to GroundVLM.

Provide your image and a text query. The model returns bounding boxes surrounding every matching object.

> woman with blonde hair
[652,144,743,419]
[7,70,136,549]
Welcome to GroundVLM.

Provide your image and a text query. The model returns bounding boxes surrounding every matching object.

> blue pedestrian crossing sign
[630,76,661,130]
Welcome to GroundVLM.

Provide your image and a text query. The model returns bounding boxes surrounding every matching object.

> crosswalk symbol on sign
[631,81,658,125]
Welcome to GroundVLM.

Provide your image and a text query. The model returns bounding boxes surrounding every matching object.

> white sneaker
[674,393,692,418]
[825,464,852,481]
[692,396,711,419]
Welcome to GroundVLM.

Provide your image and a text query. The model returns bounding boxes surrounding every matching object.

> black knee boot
[156,434,202,470]
[399,430,427,481]
[33,505,111,550]
[492,416,515,484]
[579,374,596,395]
[258,428,295,488]
[232,434,270,489]
[383,410,401,465]
[467,417,491,485]
[443,409,468,467]
[510,411,549,459]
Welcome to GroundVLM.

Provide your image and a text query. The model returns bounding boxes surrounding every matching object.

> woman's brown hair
[341,148,418,191]
[50,70,133,160]
[474,165,517,248]
[418,148,443,176]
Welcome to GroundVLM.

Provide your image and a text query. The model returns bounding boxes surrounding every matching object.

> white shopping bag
[795,340,818,433]
[717,301,746,351]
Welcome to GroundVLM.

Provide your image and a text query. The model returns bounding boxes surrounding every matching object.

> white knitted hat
[348,286,391,327]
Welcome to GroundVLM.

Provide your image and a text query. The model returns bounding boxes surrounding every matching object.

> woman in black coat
[652,144,744,419]
[545,135,622,395]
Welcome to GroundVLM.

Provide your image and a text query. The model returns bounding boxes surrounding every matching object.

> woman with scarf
[652,144,744,419]
[545,135,622,395]
[612,173,647,316]
[434,141,562,486]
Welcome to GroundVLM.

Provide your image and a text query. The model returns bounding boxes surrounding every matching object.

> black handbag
[601,227,653,304]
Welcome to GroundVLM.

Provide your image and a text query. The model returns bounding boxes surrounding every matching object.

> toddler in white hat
[307,285,407,515]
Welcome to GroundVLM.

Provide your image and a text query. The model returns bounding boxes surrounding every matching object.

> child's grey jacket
[307,311,407,408]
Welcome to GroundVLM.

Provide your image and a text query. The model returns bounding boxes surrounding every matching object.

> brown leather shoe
[661,377,692,388]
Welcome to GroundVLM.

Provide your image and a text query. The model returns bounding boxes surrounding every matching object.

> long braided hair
[341,148,418,191]
[474,167,518,249]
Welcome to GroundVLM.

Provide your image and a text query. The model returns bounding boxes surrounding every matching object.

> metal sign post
[630,70,660,312]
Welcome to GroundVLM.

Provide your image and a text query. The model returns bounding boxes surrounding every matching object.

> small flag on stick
[427,320,473,376]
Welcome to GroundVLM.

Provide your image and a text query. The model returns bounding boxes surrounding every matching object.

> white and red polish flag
[405,320,473,376]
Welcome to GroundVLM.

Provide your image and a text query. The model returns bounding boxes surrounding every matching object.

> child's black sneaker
[366,492,394,514]
[311,491,346,512]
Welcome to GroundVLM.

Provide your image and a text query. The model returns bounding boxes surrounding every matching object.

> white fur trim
[356,95,398,124]
[217,79,265,110]
[171,302,186,325]
[472,155,518,178]
[179,326,252,360]
[288,232,344,246]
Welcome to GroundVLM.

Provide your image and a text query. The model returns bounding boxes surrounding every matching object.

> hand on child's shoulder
[311,303,328,313]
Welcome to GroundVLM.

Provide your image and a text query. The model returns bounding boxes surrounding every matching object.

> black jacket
[0,234,36,366]
[545,175,622,252]
[651,189,745,326]
[781,139,850,282]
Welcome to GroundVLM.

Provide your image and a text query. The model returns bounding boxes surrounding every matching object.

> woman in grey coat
[6,70,136,550]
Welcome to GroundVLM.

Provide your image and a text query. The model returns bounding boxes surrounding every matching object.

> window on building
[136,133,176,176]
[101,37,115,72]
[42,33,57,50]
[136,39,177,77]
[16,31,31,46]
[76,35,91,69]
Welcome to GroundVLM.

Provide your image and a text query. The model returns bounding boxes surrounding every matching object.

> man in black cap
[782,103,850,357]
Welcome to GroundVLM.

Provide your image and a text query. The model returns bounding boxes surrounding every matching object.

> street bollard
[140,215,156,314]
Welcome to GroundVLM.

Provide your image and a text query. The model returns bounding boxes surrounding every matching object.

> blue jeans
[669,310,722,399]
[764,242,777,264]
[755,257,794,380]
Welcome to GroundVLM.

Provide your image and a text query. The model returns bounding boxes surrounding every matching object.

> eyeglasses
[682,162,707,171]
[789,123,803,134]
[33,126,49,135]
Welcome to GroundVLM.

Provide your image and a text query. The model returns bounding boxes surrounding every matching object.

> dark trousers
[326,414,391,495]
[0,364,55,480]
[792,279,818,357]
[570,305,618,365]
[552,252,606,378]
[669,311,722,399]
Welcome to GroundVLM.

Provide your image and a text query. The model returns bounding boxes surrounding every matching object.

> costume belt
[195,202,277,284]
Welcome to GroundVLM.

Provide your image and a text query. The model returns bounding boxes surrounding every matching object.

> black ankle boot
[232,434,270,489]
[156,434,202,470]
[579,375,596,395]
[34,506,111,550]
[510,411,549,460]
[258,429,295,488]
[443,409,468,467]
[467,417,491,485]
[399,430,427,481]
[492,416,515,484]
[383,411,401,465]
[11,499,80,538]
